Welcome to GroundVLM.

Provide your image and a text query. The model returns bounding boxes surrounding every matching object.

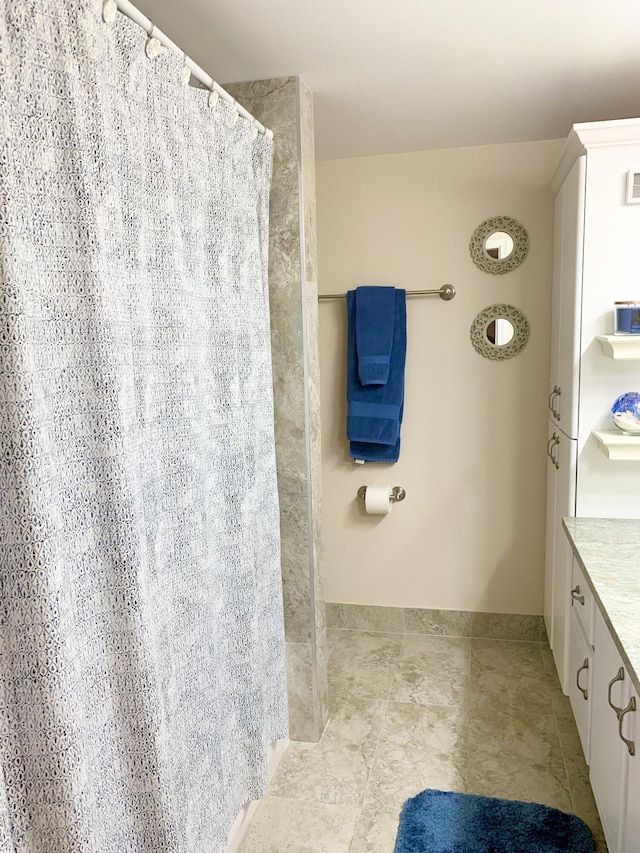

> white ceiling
[136,0,640,160]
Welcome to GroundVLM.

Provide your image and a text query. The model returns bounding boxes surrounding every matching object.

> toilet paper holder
[357,485,406,503]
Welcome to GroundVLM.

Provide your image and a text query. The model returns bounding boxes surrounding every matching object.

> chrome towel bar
[319,285,455,302]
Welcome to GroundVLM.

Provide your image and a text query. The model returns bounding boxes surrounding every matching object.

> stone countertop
[562,517,640,694]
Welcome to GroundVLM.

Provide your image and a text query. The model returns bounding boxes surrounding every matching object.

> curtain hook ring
[181,51,191,85]
[145,23,162,59]
[102,0,118,23]
[208,83,220,108]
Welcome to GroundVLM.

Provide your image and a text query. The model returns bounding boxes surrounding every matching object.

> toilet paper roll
[364,484,394,515]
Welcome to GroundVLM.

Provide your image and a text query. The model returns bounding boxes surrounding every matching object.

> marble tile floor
[239,628,608,853]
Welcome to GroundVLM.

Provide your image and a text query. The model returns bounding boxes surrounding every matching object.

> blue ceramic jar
[611,392,640,435]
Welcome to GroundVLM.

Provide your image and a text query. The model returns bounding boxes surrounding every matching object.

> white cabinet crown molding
[549,117,640,194]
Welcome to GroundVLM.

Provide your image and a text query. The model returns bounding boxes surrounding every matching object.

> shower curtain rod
[112,0,273,139]
[318,284,456,301]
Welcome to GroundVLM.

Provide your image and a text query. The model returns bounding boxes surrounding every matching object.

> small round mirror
[470,305,529,360]
[470,216,528,274]
[485,317,515,346]
[484,231,514,261]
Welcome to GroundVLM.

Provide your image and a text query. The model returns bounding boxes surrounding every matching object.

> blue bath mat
[394,789,595,853]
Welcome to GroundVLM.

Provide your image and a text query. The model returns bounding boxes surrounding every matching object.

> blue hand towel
[350,435,402,464]
[347,288,407,463]
[355,286,396,385]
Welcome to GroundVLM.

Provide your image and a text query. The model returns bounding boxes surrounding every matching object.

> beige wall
[317,139,564,615]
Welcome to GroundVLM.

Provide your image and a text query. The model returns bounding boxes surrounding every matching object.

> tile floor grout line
[552,706,576,813]
[540,643,577,813]
[348,695,390,853]
[548,680,578,814]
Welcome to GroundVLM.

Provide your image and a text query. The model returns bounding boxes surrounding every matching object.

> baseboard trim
[326,603,547,643]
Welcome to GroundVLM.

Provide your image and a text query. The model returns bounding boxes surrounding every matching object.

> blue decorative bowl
[611,392,640,435]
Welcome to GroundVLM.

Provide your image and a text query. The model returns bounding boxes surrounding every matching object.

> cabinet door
[551,430,578,691]
[544,420,557,647]
[548,179,563,422]
[568,607,592,761]
[623,683,640,853]
[552,155,585,439]
[590,608,629,853]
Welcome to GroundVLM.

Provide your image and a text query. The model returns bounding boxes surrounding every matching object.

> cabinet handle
[571,585,585,606]
[608,667,625,718]
[548,386,559,415]
[550,436,560,470]
[547,435,556,460]
[618,695,636,756]
[555,387,561,421]
[576,658,589,700]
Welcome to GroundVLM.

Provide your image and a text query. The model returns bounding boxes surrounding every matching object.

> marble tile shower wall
[226,77,328,741]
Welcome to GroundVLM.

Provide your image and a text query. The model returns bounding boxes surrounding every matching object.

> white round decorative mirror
[470,304,529,360]
[469,216,529,274]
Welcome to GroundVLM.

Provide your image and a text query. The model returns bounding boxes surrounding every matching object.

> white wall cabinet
[545,151,583,689]
[546,120,640,694]
[545,422,577,687]
[544,423,557,649]
[548,155,584,440]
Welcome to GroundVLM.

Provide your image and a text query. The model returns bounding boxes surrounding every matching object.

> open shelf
[592,430,640,461]
[596,335,640,360]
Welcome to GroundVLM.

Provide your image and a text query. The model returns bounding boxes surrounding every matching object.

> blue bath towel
[355,286,396,385]
[347,288,407,463]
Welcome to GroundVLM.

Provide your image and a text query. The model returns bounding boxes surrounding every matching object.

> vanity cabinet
[589,608,630,852]
[567,558,596,764]
[570,557,595,644]
[623,705,640,853]
[563,520,640,853]
[568,606,592,761]
[545,120,640,694]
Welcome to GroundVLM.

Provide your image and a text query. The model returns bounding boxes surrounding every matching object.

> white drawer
[568,606,592,762]
[571,557,595,646]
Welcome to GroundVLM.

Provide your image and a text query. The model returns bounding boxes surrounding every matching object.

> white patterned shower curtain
[0,1,288,850]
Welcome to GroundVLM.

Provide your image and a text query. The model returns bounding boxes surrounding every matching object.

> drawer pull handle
[548,386,561,420]
[550,436,560,470]
[618,696,636,756]
[571,586,585,606]
[608,667,625,718]
[576,659,589,700]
